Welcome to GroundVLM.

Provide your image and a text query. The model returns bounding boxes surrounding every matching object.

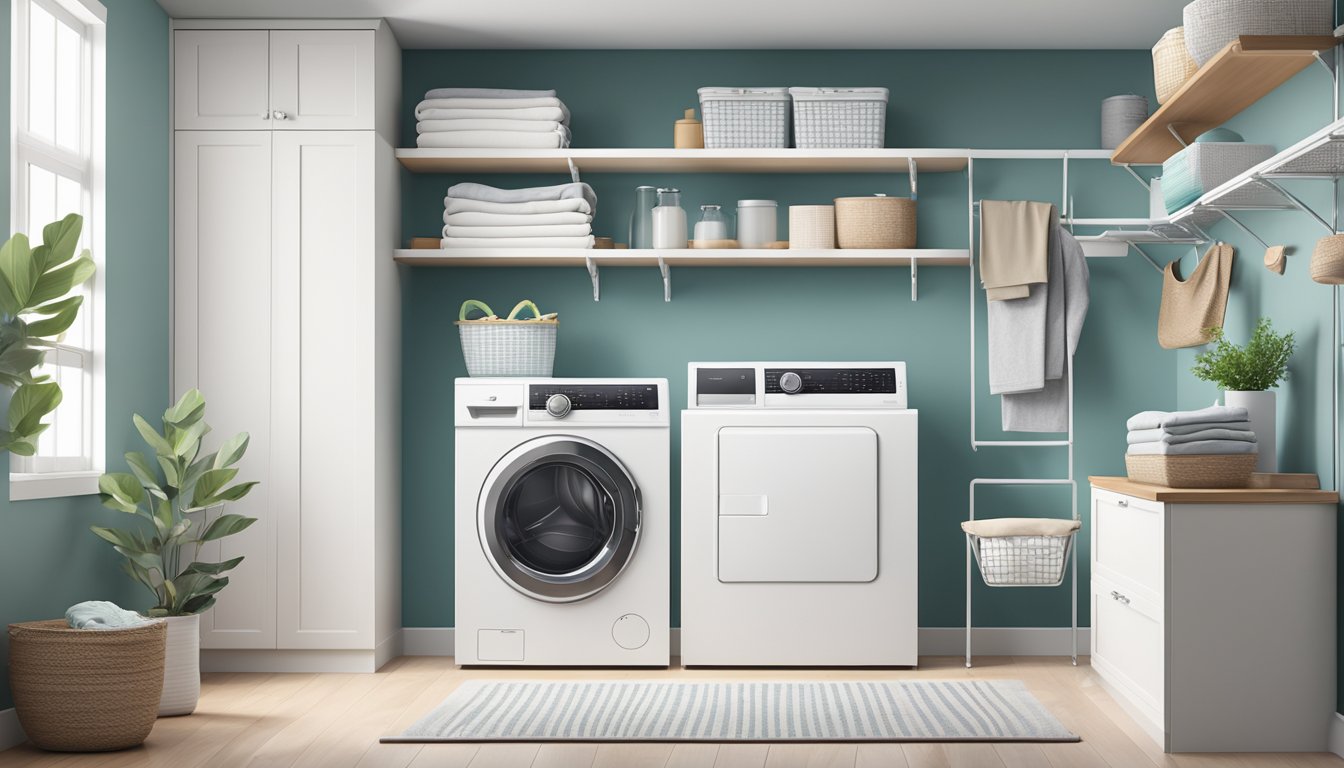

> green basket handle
[506,300,543,320]
[458,299,495,321]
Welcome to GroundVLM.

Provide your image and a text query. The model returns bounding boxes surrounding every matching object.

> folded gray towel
[1125,404,1250,431]
[424,87,556,100]
[1126,439,1259,455]
[447,181,598,215]
[66,600,151,630]
[1126,427,1256,445]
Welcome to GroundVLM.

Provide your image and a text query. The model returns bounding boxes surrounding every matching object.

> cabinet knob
[272,110,289,121]
[1116,499,1128,508]
[1110,590,1130,605]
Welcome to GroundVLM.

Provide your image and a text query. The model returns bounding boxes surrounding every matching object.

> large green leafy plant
[0,213,96,455]
[1191,317,1296,391]
[93,389,259,616]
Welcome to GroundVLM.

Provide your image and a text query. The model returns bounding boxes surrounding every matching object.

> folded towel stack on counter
[1124,404,1258,455]
[442,181,597,249]
[415,87,572,148]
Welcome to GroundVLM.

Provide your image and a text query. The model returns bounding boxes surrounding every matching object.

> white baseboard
[399,627,1090,660]
[0,707,25,751]
[1329,712,1344,759]
[200,649,384,674]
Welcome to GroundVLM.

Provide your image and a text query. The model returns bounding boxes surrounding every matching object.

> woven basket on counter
[1311,234,1344,284]
[457,299,557,378]
[1125,453,1257,488]
[1153,27,1199,104]
[9,619,165,752]
[788,205,836,249]
[834,195,916,249]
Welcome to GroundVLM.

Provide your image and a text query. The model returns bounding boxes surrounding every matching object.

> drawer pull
[1116,498,1128,508]
[1110,590,1131,606]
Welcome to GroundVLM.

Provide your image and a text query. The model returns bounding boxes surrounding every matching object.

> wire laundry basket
[965,530,1077,587]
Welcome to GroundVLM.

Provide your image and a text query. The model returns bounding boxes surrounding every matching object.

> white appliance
[455,378,670,666]
[681,362,918,666]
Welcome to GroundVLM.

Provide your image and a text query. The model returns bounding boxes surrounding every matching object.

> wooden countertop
[1089,475,1340,504]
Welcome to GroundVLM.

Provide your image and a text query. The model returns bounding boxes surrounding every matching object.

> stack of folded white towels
[1125,404,1257,456]
[415,87,571,148]
[441,181,596,249]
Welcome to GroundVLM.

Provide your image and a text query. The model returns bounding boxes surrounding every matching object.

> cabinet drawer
[1093,575,1164,718]
[1093,491,1164,596]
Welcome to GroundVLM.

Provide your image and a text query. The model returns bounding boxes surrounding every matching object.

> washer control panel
[689,362,907,409]
[529,383,661,412]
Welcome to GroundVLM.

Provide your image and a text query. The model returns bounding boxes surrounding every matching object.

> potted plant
[1191,317,1296,473]
[92,389,258,716]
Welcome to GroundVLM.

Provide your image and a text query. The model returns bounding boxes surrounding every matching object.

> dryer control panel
[528,383,661,412]
[688,362,907,409]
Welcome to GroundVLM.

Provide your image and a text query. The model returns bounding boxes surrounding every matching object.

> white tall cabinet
[172,20,402,671]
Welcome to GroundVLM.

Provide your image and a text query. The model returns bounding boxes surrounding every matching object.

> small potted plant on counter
[1191,317,1296,473]
[92,389,259,716]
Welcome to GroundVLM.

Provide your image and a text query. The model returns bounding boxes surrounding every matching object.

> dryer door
[717,426,878,582]
[479,435,642,603]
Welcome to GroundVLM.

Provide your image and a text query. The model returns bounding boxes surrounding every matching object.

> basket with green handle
[456,299,558,377]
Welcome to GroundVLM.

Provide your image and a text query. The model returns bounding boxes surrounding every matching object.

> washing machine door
[478,434,642,603]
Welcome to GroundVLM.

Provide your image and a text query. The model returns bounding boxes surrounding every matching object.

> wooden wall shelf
[396,148,969,174]
[393,248,972,268]
[1111,35,1338,165]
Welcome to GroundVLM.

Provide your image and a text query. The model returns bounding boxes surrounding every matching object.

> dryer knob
[779,371,803,394]
[545,393,572,418]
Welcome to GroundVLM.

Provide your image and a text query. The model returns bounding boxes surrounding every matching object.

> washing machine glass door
[479,435,642,603]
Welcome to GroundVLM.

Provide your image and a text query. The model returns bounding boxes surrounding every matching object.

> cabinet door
[273,131,374,649]
[269,31,374,130]
[174,31,271,130]
[173,131,277,648]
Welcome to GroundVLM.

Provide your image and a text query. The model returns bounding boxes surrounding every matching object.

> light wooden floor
[1,655,1340,768]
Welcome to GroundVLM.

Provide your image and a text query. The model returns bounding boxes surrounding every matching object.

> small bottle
[651,188,688,249]
[694,204,729,243]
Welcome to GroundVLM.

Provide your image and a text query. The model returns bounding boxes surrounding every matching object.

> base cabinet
[1090,486,1336,752]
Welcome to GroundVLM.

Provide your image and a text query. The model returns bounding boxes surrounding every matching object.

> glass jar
[629,186,658,249]
[737,199,778,248]
[651,188,688,249]
[694,204,729,242]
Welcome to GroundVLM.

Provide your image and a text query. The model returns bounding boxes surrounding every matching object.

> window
[9,0,105,499]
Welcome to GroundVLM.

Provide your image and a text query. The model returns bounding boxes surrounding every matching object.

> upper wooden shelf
[393,247,971,267]
[396,148,969,174]
[1111,35,1339,165]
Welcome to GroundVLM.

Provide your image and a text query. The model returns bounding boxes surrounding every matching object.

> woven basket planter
[1311,234,1344,284]
[1125,453,1257,488]
[788,205,836,249]
[1183,0,1333,65]
[9,619,165,752]
[1153,27,1199,104]
[834,196,916,249]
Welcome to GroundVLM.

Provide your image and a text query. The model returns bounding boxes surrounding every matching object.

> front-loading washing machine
[455,378,669,666]
[681,362,918,666]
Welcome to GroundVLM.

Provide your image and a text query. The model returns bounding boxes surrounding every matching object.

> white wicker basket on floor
[967,532,1076,587]
[456,300,557,377]
[698,87,791,148]
[1183,0,1333,65]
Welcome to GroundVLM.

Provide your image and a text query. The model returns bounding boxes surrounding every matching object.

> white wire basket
[698,87,791,148]
[966,530,1077,587]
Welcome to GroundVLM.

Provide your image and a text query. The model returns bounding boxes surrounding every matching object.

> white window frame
[9,0,106,500]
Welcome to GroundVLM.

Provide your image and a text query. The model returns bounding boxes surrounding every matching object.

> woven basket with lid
[1153,27,1198,104]
[1311,234,1344,284]
[9,619,165,752]
[833,195,916,249]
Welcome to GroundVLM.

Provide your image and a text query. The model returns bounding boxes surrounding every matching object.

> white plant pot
[1225,390,1276,473]
[158,613,200,716]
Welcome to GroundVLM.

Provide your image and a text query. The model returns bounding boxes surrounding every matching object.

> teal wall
[0,0,170,709]
[399,50,1178,632]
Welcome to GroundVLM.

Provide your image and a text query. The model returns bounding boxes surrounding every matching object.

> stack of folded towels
[415,87,571,148]
[442,181,596,249]
[1124,404,1257,456]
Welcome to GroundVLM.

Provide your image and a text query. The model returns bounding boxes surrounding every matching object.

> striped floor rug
[386,680,1079,743]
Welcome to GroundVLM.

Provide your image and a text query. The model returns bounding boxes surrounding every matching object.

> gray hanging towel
[1000,225,1091,432]
[1157,243,1233,349]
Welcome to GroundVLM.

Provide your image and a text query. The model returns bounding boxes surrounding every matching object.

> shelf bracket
[1120,163,1151,193]
[910,258,919,301]
[1258,177,1337,234]
[567,157,581,183]
[909,158,919,201]
[585,254,600,301]
[1129,243,1163,274]
[657,254,671,302]
[1314,49,1335,76]
[1214,209,1271,249]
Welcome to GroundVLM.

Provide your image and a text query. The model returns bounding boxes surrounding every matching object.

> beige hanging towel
[1157,243,1234,349]
[980,200,1056,301]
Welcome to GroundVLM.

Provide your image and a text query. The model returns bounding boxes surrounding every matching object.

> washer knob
[779,371,803,394]
[545,393,572,418]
